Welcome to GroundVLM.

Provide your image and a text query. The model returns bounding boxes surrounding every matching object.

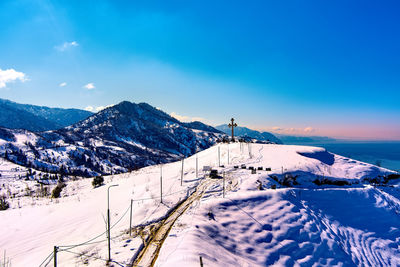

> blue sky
[0,0,399,140]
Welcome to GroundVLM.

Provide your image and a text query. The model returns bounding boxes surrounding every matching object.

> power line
[38,251,54,267]
[60,249,128,267]
[59,204,131,250]
[226,198,264,228]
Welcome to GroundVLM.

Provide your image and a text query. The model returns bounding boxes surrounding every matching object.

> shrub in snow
[0,196,9,210]
[269,173,298,187]
[282,173,299,186]
[313,178,350,186]
[37,184,49,197]
[363,176,385,185]
[92,176,104,188]
[256,180,264,190]
[384,174,400,183]
[51,182,66,198]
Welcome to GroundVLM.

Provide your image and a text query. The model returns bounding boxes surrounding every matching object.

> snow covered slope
[0,143,399,267]
[156,144,400,267]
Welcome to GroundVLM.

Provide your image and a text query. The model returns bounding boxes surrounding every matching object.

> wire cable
[59,203,131,250]
[38,251,54,267]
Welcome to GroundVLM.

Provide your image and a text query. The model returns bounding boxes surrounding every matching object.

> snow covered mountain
[0,98,93,132]
[215,124,283,144]
[0,101,225,177]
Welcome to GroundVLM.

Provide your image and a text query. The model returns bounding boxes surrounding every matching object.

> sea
[287,141,400,172]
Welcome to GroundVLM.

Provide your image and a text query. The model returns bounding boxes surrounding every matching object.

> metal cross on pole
[228,118,237,142]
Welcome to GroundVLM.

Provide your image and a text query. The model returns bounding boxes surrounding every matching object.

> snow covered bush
[92,176,104,188]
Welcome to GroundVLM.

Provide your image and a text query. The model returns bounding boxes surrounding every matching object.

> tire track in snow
[294,188,400,266]
[131,179,214,267]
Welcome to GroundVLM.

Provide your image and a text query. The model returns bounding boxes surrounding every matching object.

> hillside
[0,101,225,177]
[0,98,92,131]
[0,143,399,266]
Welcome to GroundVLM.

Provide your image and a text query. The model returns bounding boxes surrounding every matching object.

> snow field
[1,143,398,266]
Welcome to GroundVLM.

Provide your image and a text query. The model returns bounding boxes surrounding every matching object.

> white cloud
[84,106,94,112]
[304,127,315,133]
[95,105,113,112]
[268,126,317,135]
[84,105,114,112]
[272,126,283,131]
[170,112,205,123]
[0,68,27,88]
[83,83,95,90]
[59,82,67,87]
[55,41,79,51]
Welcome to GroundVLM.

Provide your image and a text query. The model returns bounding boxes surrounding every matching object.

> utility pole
[248,143,252,158]
[196,153,198,178]
[227,144,230,165]
[53,246,58,267]
[228,118,238,142]
[181,158,184,186]
[107,184,119,262]
[160,165,163,203]
[129,199,133,236]
[218,146,221,167]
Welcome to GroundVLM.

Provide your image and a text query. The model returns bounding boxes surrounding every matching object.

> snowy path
[132,179,214,267]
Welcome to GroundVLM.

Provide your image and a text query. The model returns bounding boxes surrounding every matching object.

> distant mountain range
[277,135,337,144]
[0,98,93,131]
[215,124,337,145]
[215,125,283,144]
[0,101,225,177]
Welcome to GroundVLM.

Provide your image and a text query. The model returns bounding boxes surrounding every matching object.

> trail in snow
[133,179,214,267]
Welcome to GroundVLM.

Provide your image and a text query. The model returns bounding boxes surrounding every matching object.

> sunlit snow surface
[1,143,399,266]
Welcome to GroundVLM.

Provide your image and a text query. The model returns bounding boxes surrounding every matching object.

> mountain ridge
[0,101,225,177]
[0,98,93,131]
[215,124,283,144]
